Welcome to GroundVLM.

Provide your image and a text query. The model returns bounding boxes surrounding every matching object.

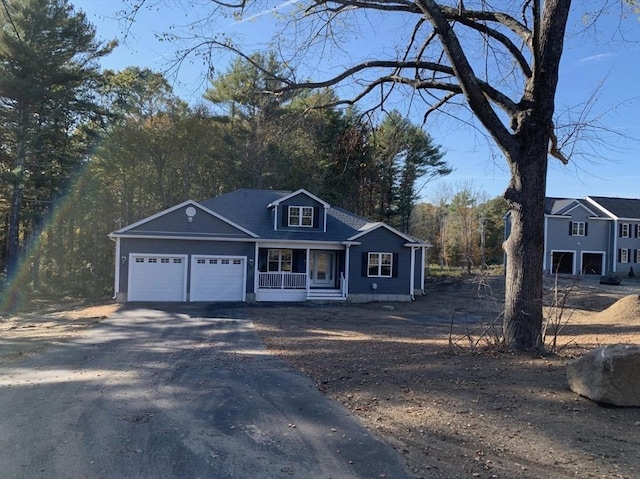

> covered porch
[255,246,347,301]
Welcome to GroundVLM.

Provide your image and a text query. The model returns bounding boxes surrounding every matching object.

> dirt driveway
[1,275,639,478]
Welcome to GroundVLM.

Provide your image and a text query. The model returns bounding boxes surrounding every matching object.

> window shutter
[313,207,320,228]
[568,222,573,236]
[584,223,588,236]
[618,249,621,262]
[392,253,399,278]
[619,223,623,237]
[361,252,368,277]
[635,224,639,238]
[282,206,288,227]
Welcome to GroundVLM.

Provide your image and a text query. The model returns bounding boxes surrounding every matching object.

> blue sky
[74,0,640,202]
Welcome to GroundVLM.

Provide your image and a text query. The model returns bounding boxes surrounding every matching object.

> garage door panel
[129,255,187,302]
[190,256,245,302]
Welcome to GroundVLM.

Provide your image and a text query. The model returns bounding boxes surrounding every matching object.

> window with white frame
[571,221,585,236]
[621,223,630,238]
[620,248,629,263]
[368,252,393,277]
[267,249,292,272]
[288,206,313,227]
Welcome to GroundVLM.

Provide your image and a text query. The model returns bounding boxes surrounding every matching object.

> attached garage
[128,254,187,302]
[190,255,246,302]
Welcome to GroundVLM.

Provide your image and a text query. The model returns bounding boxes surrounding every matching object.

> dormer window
[288,206,313,227]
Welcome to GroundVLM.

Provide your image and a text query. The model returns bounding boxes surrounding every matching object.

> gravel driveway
[0,304,411,479]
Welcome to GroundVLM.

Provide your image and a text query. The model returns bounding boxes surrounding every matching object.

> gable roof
[110,199,259,238]
[267,188,330,208]
[586,196,640,220]
[201,189,429,245]
[544,197,602,217]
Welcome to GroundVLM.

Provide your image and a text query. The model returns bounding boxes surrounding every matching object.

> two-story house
[110,188,429,303]
[507,196,639,276]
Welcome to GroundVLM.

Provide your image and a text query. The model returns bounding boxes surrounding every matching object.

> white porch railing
[258,272,307,289]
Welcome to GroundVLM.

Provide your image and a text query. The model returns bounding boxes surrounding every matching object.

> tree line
[0,0,464,302]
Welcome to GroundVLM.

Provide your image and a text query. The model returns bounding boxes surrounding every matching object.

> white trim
[613,220,618,272]
[585,197,619,220]
[367,252,393,278]
[189,254,246,302]
[268,188,330,208]
[257,240,344,249]
[562,202,599,217]
[580,250,606,275]
[111,200,259,238]
[110,234,260,242]
[420,246,426,293]
[349,222,428,245]
[128,253,188,302]
[409,247,416,298]
[114,237,121,296]
[344,244,351,297]
[254,242,259,297]
[287,205,314,228]
[543,215,548,272]
[549,250,576,275]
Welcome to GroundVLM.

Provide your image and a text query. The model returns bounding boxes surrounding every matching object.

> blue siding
[278,193,325,231]
[130,205,251,237]
[118,238,255,295]
[349,227,411,295]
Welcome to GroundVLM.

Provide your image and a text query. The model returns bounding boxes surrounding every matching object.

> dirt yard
[1,276,639,479]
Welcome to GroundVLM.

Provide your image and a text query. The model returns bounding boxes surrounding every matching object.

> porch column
[409,246,416,298]
[420,246,426,294]
[344,244,350,297]
[113,237,121,298]
[306,248,310,295]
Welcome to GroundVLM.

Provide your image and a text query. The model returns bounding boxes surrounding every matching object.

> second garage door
[190,256,245,302]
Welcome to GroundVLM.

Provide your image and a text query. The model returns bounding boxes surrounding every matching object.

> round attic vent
[185,206,196,222]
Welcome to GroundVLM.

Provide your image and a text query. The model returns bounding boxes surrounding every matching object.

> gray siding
[118,238,255,295]
[545,206,611,274]
[349,228,412,296]
[129,205,251,237]
[615,221,640,273]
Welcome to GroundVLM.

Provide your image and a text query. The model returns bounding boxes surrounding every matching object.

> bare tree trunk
[503,140,549,351]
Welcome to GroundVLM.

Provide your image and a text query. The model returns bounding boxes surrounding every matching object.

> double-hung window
[620,249,629,264]
[621,223,630,238]
[288,206,313,227]
[368,252,393,277]
[571,221,585,236]
[267,249,292,272]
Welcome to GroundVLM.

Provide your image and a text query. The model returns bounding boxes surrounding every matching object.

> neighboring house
[505,196,640,275]
[109,188,430,303]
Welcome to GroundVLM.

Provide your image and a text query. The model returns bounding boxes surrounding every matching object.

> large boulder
[566,344,640,407]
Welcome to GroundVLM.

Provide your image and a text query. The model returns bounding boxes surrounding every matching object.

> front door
[310,251,335,287]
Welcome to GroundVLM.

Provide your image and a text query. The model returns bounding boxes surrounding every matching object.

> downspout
[254,242,260,296]
[409,246,416,300]
[420,246,426,295]
[112,236,120,300]
[344,244,350,298]
[612,220,618,273]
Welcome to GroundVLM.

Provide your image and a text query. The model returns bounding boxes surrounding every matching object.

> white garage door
[128,255,187,302]
[190,256,245,302]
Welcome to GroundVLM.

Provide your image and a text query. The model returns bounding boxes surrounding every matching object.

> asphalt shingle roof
[587,196,640,220]
[200,189,374,242]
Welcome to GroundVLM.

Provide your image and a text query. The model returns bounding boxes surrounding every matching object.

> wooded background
[0,0,508,301]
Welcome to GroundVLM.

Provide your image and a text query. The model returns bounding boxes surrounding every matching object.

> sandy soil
[2,276,639,478]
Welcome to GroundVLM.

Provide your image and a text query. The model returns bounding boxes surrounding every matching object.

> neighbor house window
[368,252,393,277]
[620,223,630,238]
[570,221,585,236]
[268,249,292,272]
[620,248,629,263]
[288,206,313,227]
